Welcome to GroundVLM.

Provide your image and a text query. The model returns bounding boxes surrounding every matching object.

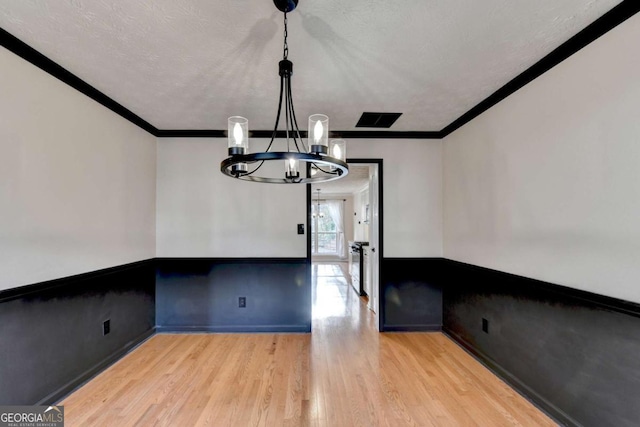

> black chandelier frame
[220,0,349,184]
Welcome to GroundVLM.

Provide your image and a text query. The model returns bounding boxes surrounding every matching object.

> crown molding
[439,0,640,137]
[0,27,160,136]
[1,1,638,140]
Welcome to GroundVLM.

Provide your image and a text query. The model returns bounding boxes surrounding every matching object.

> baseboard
[443,327,578,427]
[383,324,442,332]
[44,327,155,405]
[156,325,311,333]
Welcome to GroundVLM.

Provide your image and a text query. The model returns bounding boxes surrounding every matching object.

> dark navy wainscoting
[442,259,640,427]
[0,260,155,405]
[156,258,311,333]
[381,258,444,331]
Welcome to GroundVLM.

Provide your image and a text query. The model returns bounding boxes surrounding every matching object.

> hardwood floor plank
[60,262,556,426]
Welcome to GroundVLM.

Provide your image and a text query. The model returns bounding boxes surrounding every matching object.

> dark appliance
[348,241,369,296]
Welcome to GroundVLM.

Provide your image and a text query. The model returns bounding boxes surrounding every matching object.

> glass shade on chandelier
[227,116,249,175]
[219,0,348,184]
[285,158,300,180]
[329,139,346,169]
[309,114,328,154]
[228,116,248,154]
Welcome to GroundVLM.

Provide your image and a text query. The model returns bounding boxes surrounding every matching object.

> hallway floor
[312,262,372,324]
[60,262,555,426]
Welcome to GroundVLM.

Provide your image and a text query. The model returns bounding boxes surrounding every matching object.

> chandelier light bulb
[332,144,341,159]
[233,122,243,145]
[314,120,323,143]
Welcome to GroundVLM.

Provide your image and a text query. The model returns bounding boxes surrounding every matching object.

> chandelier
[312,189,325,218]
[220,0,348,184]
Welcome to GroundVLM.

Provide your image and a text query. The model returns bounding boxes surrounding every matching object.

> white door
[368,165,379,315]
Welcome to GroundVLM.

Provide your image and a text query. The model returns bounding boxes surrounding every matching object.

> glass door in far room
[311,201,339,256]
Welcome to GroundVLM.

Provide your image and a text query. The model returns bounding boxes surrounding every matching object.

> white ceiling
[312,165,370,195]
[0,0,622,131]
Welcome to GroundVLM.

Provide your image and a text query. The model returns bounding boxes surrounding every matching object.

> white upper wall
[156,138,443,258]
[345,139,443,257]
[156,138,307,257]
[0,47,157,291]
[443,14,640,302]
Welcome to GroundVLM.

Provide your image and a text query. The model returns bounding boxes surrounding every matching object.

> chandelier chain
[283,12,289,60]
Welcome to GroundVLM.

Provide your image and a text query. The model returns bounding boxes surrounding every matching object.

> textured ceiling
[0,0,622,131]
[312,165,370,195]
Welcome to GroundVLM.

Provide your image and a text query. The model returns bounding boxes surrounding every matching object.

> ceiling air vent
[355,112,402,128]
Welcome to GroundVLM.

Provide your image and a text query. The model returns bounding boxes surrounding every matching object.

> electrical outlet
[297,224,305,234]
[482,318,489,334]
[103,319,111,336]
[239,297,246,308]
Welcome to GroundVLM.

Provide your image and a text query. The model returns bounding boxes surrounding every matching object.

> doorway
[308,159,383,331]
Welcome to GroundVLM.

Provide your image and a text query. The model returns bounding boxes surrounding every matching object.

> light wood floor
[61,262,556,426]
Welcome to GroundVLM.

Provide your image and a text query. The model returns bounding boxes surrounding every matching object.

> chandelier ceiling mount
[273,0,299,13]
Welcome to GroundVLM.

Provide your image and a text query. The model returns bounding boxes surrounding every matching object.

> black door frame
[306,158,384,332]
